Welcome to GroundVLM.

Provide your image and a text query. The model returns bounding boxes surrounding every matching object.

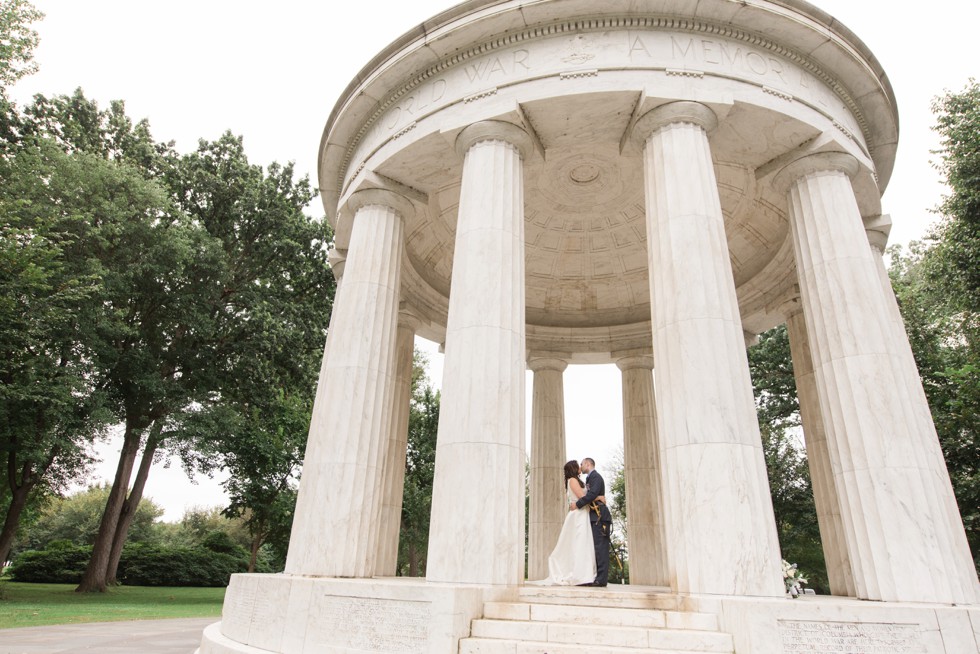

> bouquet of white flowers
[782,559,808,598]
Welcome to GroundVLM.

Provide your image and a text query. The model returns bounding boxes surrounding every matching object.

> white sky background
[10,0,979,521]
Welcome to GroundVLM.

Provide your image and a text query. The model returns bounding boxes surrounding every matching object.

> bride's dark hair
[563,460,583,487]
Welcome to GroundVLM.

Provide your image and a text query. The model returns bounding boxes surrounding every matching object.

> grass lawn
[0,582,225,629]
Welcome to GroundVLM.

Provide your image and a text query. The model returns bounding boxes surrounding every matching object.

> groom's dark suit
[575,469,612,586]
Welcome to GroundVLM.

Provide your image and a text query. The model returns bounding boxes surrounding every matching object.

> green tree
[397,351,439,576]
[199,390,308,572]
[170,130,334,574]
[5,91,333,591]
[0,138,151,567]
[159,505,252,551]
[929,79,980,313]
[19,484,163,552]
[0,0,42,88]
[925,81,980,564]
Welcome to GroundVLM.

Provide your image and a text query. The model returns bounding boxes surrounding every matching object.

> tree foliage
[18,484,163,553]
[877,79,980,568]
[0,0,43,88]
[397,351,439,577]
[0,88,334,589]
[929,79,980,313]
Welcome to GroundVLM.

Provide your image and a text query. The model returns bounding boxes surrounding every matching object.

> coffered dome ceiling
[376,91,805,333]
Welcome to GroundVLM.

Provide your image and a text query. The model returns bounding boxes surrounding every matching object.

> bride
[528,460,597,586]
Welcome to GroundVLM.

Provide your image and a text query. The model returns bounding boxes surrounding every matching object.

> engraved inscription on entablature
[350,26,858,180]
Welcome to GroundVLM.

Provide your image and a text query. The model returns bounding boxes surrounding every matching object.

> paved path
[0,617,215,654]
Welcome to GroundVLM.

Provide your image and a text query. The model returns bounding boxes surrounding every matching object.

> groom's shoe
[576,582,596,587]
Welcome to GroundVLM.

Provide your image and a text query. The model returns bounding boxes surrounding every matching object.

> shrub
[201,531,248,558]
[9,542,247,587]
[8,544,90,583]
[117,543,246,587]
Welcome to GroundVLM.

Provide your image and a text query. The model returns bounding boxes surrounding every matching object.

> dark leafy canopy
[901,78,980,568]
[177,132,335,574]
[0,137,151,566]
[0,88,335,590]
[930,79,980,312]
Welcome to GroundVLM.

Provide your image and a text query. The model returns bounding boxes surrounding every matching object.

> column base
[196,574,515,654]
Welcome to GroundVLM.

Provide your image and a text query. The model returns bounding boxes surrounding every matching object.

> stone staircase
[458,586,733,654]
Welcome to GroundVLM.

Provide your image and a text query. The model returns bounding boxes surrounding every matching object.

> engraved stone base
[703,594,980,654]
[196,574,514,654]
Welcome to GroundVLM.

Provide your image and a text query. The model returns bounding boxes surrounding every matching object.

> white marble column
[776,152,979,603]
[866,218,980,603]
[633,102,783,597]
[426,121,533,586]
[781,297,855,597]
[527,356,568,581]
[616,355,668,587]
[376,309,422,576]
[284,189,411,577]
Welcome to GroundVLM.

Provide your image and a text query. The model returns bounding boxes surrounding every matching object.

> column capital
[631,101,718,148]
[397,305,424,332]
[328,247,347,282]
[527,355,568,373]
[616,354,655,372]
[348,188,415,222]
[455,120,534,160]
[774,288,803,320]
[772,152,860,195]
[865,214,892,255]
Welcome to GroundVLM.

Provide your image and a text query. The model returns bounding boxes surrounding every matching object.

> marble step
[518,586,682,610]
[469,619,734,652]
[459,639,720,654]
[485,601,719,631]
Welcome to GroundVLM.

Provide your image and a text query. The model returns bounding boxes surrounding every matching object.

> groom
[570,457,612,587]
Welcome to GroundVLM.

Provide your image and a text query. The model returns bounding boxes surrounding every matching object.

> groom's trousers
[590,520,610,586]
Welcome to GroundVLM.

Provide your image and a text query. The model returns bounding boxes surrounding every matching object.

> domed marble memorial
[199,1,980,653]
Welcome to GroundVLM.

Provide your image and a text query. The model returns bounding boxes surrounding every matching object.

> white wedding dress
[528,480,596,586]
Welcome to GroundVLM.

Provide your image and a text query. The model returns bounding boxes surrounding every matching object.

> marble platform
[199,579,980,653]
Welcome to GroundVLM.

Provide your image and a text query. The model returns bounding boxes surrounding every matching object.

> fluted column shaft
[285,190,409,577]
[868,226,979,602]
[634,102,784,596]
[427,121,532,585]
[635,102,783,597]
[779,153,979,603]
[528,357,568,581]
[617,356,668,587]
[376,313,420,576]
[784,304,855,596]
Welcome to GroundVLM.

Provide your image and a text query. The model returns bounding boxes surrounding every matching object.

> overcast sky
[11,0,978,520]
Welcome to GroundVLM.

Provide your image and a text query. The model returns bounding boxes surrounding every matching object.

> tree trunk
[104,423,162,585]
[408,543,418,577]
[248,531,263,573]
[76,423,142,592]
[0,465,34,567]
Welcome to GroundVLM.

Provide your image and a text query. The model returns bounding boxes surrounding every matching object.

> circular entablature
[322,0,898,352]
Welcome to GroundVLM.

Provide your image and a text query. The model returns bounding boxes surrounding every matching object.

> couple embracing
[530,457,613,587]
